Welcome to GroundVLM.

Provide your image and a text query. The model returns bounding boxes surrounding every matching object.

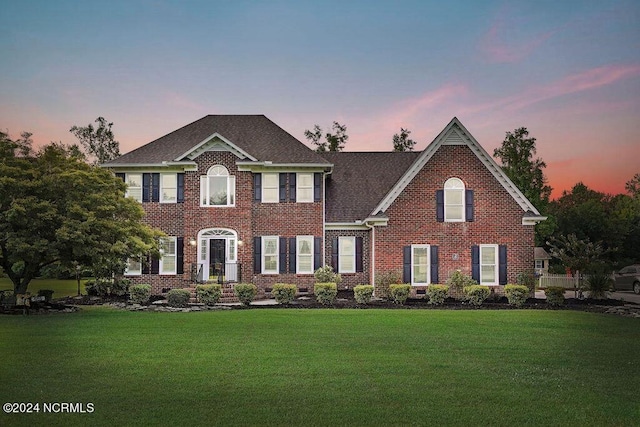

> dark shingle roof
[105,115,329,165]
[321,151,421,222]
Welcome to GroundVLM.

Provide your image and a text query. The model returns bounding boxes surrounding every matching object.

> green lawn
[0,278,87,297]
[1,308,639,426]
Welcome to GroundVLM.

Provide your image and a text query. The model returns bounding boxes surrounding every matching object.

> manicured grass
[1,308,639,426]
[0,278,87,297]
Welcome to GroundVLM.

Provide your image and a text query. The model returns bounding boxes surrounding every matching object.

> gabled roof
[104,115,330,166]
[321,152,421,223]
[372,117,542,217]
[534,247,551,260]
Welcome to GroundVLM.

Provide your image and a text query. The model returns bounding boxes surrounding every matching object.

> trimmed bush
[353,285,374,304]
[196,284,222,306]
[234,283,257,306]
[463,285,490,306]
[272,284,297,305]
[545,286,565,306]
[504,284,529,308]
[446,270,478,297]
[167,289,191,307]
[427,284,449,305]
[85,278,130,297]
[314,282,337,305]
[37,289,54,302]
[389,284,411,305]
[374,270,402,300]
[314,266,341,285]
[129,284,151,304]
[516,272,536,292]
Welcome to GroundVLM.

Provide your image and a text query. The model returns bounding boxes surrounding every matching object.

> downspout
[365,221,375,293]
[322,172,327,266]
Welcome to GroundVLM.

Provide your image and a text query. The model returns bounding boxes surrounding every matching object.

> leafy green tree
[0,131,161,295]
[70,116,120,164]
[392,128,416,151]
[547,233,607,274]
[625,172,640,197]
[304,121,348,152]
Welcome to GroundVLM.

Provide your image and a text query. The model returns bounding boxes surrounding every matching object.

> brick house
[104,115,545,297]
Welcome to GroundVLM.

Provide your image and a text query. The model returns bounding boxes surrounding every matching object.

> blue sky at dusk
[1,0,638,197]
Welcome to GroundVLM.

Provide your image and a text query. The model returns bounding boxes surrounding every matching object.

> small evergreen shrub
[516,271,536,292]
[463,285,490,306]
[374,270,402,299]
[37,289,54,302]
[129,284,151,304]
[545,286,565,306]
[272,284,297,305]
[167,289,190,307]
[196,284,222,305]
[234,283,257,306]
[446,270,478,295]
[314,266,341,284]
[314,282,337,305]
[427,284,449,305]
[85,278,130,297]
[504,284,529,307]
[353,285,374,304]
[389,284,411,305]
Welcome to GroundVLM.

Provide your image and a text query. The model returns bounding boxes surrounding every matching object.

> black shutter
[331,237,339,272]
[471,245,480,282]
[177,173,185,203]
[314,173,322,202]
[499,245,507,285]
[142,255,150,274]
[403,246,411,284]
[314,237,322,270]
[253,237,261,274]
[430,245,439,284]
[254,173,262,202]
[151,257,160,275]
[151,173,160,202]
[115,172,125,181]
[289,173,296,202]
[176,237,184,275]
[436,190,444,222]
[279,237,287,274]
[279,173,287,203]
[142,173,151,202]
[289,237,296,273]
[355,237,363,273]
[465,189,474,222]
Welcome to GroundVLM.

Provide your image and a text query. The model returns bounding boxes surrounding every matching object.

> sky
[1,0,639,198]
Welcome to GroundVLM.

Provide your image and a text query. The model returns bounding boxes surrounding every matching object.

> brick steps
[186,283,239,304]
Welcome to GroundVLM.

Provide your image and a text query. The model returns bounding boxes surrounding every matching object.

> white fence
[538,273,581,290]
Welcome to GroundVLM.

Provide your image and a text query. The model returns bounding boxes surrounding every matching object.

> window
[126,173,142,202]
[160,237,177,275]
[125,258,142,276]
[444,178,465,222]
[161,173,177,203]
[411,245,430,285]
[297,173,314,203]
[262,236,279,274]
[297,236,314,274]
[201,165,235,206]
[535,259,544,270]
[338,236,355,273]
[262,173,279,203]
[480,245,498,285]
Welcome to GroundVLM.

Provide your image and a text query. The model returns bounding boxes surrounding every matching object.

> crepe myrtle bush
[426,284,449,305]
[545,286,566,307]
[129,284,151,304]
[314,282,337,305]
[353,285,374,304]
[389,284,411,305]
[504,284,529,308]
[271,284,297,305]
[463,285,491,306]
[234,283,257,306]
[196,284,222,306]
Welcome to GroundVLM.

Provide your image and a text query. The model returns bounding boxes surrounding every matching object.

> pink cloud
[481,22,554,63]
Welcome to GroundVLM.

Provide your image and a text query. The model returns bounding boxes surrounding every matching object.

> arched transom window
[201,165,235,206]
[444,177,465,222]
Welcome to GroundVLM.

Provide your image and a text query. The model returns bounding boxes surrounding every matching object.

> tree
[626,173,640,198]
[304,121,348,152]
[392,128,416,151]
[70,116,120,164]
[0,131,161,295]
[547,233,606,274]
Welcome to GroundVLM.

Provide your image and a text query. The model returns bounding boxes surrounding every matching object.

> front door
[209,239,226,281]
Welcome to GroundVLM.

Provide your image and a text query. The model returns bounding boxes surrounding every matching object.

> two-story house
[104,115,545,297]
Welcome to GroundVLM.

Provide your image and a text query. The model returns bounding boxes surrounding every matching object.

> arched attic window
[201,165,235,206]
[436,178,474,222]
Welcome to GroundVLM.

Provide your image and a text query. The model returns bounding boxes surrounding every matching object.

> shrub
[585,264,613,299]
[37,289,54,302]
[85,278,130,297]
[353,285,374,304]
[516,271,536,292]
[427,284,449,305]
[504,284,529,308]
[374,270,402,299]
[446,270,478,294]
[389,284,411,305]
[545,286,565,306]
[166,289,191,307]
[314,266,341,284]
[196,284,222,306]
[463,285,490,306]
[234,283,257,306]
[129,284,151,304]
[272,284,297,305]
[314,282,337,305]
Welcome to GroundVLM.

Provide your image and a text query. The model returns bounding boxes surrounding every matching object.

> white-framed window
[161,173,177,203]
[338,236,356,273]
[262,236,279,274]
[534,259,544,270]
[262,173,279,203]
[126,173,142,202]
[444,178,465,222]
[160,237,177,275]
[297,236,314,274]
[411,245,430,285]
[480,244,498,285]
[297,173,314,203]
[200,165,235,207]
[124,257,142,276]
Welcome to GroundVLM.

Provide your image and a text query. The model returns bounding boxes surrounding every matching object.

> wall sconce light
[189,238,197,246]
[237,240,244,247]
